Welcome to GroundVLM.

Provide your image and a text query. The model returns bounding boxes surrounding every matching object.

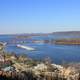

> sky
[0,0,80,34]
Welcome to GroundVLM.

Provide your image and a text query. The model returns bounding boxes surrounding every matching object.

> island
[54,39,80,45]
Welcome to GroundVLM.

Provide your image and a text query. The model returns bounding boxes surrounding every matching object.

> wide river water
[0,35,80,64]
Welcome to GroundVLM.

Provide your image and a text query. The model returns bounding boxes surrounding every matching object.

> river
[0,34,80,64]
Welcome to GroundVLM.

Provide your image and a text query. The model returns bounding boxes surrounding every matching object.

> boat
[17,44,35,51]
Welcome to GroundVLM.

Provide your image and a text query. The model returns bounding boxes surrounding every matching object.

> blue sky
[0,0,80,34]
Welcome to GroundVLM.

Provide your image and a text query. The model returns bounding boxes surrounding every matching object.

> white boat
[17,44,35,51]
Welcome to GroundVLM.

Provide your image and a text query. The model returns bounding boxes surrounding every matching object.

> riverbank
[0,51,79,80]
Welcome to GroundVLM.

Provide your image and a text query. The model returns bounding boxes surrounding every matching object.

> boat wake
[17,44,35,51]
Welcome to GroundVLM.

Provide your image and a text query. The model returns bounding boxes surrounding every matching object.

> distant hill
[51,31,80,35]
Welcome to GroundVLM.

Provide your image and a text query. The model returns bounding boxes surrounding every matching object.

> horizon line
[0,30,80,35]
